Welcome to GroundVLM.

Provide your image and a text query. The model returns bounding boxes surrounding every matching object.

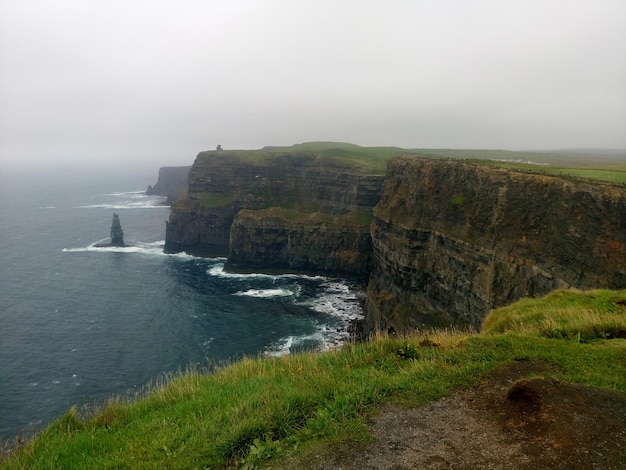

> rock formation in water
[146,166,191,204]
[164,146,626,332]
[94,213,127,247]
[110,214,125,246]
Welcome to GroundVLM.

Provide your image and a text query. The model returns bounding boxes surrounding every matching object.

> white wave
[300,281,362,321]
[76,190,168,210]
[104,190,146,197]
[265,328,348,356]
[234,288,295,298]
[296,280,363,351]
[76,202,166,210]
[144,240,166,247]
[262,279,364,356]
[62,240,200,260]
[207,264,325,281]
[62,245,159,255]
[265,336,294,357]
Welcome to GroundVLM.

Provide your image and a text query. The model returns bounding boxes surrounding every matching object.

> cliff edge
[164,148,385,277]
[365,157,626,332]
[164,148,626,333]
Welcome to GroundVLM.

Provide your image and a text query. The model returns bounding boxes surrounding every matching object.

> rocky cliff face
[164,150,626,333]
[146,166,191,203]
[365,158,626,333]
[227,208,373,277]
[164,150,383,274]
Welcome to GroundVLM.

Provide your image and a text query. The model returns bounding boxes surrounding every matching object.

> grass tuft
[482,289,626,341]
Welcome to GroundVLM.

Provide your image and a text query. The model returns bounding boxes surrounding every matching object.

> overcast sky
[1,0,625,170]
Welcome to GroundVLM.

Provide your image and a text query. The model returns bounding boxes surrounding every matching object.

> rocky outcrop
[110,213,125,246]
[365,158,626,333]
[146,166,191,203]
[95,213,127,247]
[227,208,373,277]
[164,149,384,272]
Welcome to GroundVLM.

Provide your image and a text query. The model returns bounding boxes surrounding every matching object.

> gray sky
[1,0,625,170]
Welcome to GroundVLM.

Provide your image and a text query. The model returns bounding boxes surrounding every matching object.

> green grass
[548,167,626,184]
[2,289,625,469]
[478,159,626,184]
[196,143,626,183]
[483,289,626,341]
[196,142,412,175]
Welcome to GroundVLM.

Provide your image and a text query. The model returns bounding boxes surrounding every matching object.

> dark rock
[164,149,383,271]
[110,214,124,246]
[94,213,131,248]
[226,209,373,278]
[146,166,191,203]
[364,158,626,333]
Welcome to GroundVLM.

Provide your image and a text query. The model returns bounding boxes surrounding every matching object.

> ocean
[0,168,364,440]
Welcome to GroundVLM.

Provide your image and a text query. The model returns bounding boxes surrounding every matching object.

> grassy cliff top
[194,143,626,183]
[3,289,625,469]
[195,142,411,174]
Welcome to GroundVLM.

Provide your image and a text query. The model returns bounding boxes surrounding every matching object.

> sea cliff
[164,146,626,332]
[146,166,191,203]
[365,157,626,332]
[164,148,384,277]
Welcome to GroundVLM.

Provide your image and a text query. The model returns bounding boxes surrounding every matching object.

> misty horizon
[1,1,625,171]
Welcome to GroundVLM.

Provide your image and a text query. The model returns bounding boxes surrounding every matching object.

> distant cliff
[365,158,626,333]
[164,149,384,277]
[146,166,191,203]
[164,148,626,333]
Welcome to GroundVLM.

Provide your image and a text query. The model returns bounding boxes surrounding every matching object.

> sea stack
[110,214,125,247]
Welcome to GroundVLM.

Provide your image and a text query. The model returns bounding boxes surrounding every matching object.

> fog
[1,0,625,171]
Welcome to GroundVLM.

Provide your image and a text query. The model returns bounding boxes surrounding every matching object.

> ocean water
[0,168,364,440]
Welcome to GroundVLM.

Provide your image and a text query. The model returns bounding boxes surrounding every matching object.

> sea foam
[76,190,167,210]
[234,288,296,298]
[62,240,197,260]
[207,263,324,281]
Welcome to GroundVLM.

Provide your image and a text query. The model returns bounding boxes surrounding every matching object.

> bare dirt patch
[289,360,626,469]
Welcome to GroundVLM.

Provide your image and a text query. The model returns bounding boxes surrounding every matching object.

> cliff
[164,148,384,276]
[365,157,626,333]
[146,166,191,203]
[228,208,373,276]
[164,147,625,333]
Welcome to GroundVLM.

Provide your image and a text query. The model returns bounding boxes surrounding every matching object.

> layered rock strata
[227,208,373,277]
[164,150,626,333]
[365,158,626,333]
[164,150,383,277]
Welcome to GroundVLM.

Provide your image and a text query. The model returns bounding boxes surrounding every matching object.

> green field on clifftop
[204,143,626,183]
[199,142,409,174]
[3,289,625,469]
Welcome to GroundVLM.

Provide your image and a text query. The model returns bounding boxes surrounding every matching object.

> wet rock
[110,214,124,247]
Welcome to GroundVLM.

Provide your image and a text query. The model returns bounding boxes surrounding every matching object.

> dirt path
[285,360,626,469]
